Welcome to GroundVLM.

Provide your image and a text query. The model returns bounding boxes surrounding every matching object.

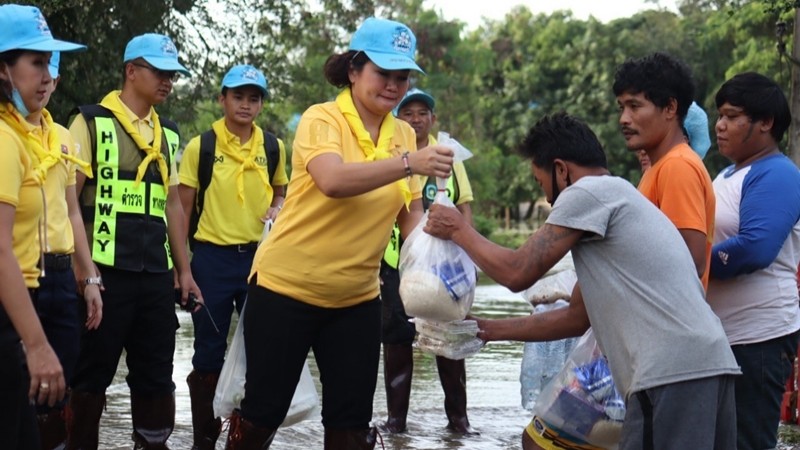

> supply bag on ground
[213,302,318,427]
[532,328,624,449]
[398,192,477,321]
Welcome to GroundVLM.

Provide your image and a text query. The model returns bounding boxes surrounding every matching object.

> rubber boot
[380,344,413,433]
[223,409,276,450]
[38,408,67,450]
[64,391,106,450]
[323,427,378,450]
[187,370,222,450]
[131,393,175,449]
[436,356,477,434]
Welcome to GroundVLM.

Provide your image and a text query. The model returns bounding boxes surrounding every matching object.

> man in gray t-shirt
[425,113,740,450]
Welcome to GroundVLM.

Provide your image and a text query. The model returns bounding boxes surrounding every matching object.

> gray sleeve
[546,185,610,239]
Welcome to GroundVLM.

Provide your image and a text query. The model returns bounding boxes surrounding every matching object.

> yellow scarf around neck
[336,87,410,208]
[0,104,92,182]
[99,91,169,188]
[212,119,270,205]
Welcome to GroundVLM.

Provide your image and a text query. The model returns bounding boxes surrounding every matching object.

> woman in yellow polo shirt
[0,4,87,449]
[223,18,454,448]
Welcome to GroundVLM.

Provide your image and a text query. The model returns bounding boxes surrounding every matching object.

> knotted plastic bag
[398,132,476,321]
[531,328,625,449]
[213,302,318,427]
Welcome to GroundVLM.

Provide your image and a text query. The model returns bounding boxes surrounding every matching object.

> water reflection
[98,284,533,449]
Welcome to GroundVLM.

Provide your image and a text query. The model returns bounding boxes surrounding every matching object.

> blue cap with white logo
[49,51,60,78]
[349,17,423,73]
[123,33,190,77]
[395,88,435,116]
[684,101,711,159]
[0,4,86,54]
[221,64,268,97]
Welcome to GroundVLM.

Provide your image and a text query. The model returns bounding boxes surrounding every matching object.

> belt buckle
[237,244,248,253]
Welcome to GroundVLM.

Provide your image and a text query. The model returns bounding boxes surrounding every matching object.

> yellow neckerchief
[99,91,169,188]
[212,118,269,205]
[335,87,411,208]
[39,109,93,179]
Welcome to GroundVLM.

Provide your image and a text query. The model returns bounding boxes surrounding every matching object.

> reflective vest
[383,174,460,269]
[79,106,179,272]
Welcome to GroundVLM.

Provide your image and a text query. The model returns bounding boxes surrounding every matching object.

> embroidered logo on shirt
[717,250,729,265]
[61,144,68,155]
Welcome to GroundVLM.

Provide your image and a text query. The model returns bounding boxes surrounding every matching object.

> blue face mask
[5,69,29,117]
[11,87,30,117]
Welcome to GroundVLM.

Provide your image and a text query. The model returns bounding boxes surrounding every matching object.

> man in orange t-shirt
[614,52,714,289]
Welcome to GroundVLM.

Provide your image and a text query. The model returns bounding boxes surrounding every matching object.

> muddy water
[97,284,534,449]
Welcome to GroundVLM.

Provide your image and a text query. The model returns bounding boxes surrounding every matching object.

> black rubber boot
[223,409,276,450]
[64,391,106,450]
[323,426,379,450]
[380,344,413,433]
[436,356,478,435]
[187,370,222,450]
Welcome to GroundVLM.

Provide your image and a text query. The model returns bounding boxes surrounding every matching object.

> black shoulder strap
[72,104,113,122]
[189,130,216,249]
[159,117,179,134]
[263,131,279,183]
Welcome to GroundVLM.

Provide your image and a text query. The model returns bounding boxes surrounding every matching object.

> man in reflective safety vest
[67,33,202,449]
[379,88,477,434]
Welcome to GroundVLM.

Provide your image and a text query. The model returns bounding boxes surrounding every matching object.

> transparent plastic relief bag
[213,302,318,427]
[398,193,477,321]
[531,328,625,449]
[413,318,484,360]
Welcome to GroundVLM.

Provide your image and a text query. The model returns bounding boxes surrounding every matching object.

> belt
[217,242,258,253]
[43,253,72,271]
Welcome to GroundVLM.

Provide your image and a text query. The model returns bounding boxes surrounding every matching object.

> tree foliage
[21,0,798,235]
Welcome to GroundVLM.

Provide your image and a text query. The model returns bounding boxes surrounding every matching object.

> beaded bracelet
[401,152,413,177]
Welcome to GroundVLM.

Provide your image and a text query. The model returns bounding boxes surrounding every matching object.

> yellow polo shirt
[70,92,179,185]
[179,119,289,245]
[252,101,421,308]
[43,123,77,255]
[0,120,44,287]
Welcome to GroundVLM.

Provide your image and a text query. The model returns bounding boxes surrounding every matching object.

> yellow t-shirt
[70,93,179,185]
[0,120,44,288]
[43,123,77,254]
[252,101,421,308]
[179,119,289,245]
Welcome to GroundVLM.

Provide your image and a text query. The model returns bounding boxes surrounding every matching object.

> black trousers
[240,282,381,429]
[71,267,177,396]
[0,341,40,449]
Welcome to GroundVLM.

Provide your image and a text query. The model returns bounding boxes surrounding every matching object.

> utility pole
[778,12,800,164]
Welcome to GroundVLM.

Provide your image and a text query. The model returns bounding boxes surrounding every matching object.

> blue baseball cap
[685,101,711,159]
[123,33,190,77]
[49,51,60,78]
[0,4,86,54]
[395,88,435,116]
[221,64,268,97]
[349,18,423,73]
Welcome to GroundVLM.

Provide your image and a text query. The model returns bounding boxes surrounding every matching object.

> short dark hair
[323,51,369,88]
[518,112,607,170]
[0,50,26,105]
[612,52,695,122]
[715,72,791,142]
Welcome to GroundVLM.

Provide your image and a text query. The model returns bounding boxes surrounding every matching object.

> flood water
[97,284,535,449]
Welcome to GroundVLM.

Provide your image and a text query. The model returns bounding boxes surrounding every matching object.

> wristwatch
[83,276,103,286]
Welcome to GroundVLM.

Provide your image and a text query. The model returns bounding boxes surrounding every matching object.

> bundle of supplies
[413,318,483,360]
[521,252,576,305]
[532,328,624,449]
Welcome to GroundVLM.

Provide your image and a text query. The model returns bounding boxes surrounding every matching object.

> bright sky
[424,0,679,28]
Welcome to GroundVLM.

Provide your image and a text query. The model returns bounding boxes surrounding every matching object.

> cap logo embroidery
[391,27,412,55]
[34,9,50,36]
[242,67,259,81]
[160,37,177,57]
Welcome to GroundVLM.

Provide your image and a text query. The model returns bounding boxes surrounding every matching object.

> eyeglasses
[131,63,180,82]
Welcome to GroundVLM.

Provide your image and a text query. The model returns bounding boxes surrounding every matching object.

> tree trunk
[790,8,800,165]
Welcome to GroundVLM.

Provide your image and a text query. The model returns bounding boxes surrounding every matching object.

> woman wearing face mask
[223,17,454,449]
[0,4,87,449]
